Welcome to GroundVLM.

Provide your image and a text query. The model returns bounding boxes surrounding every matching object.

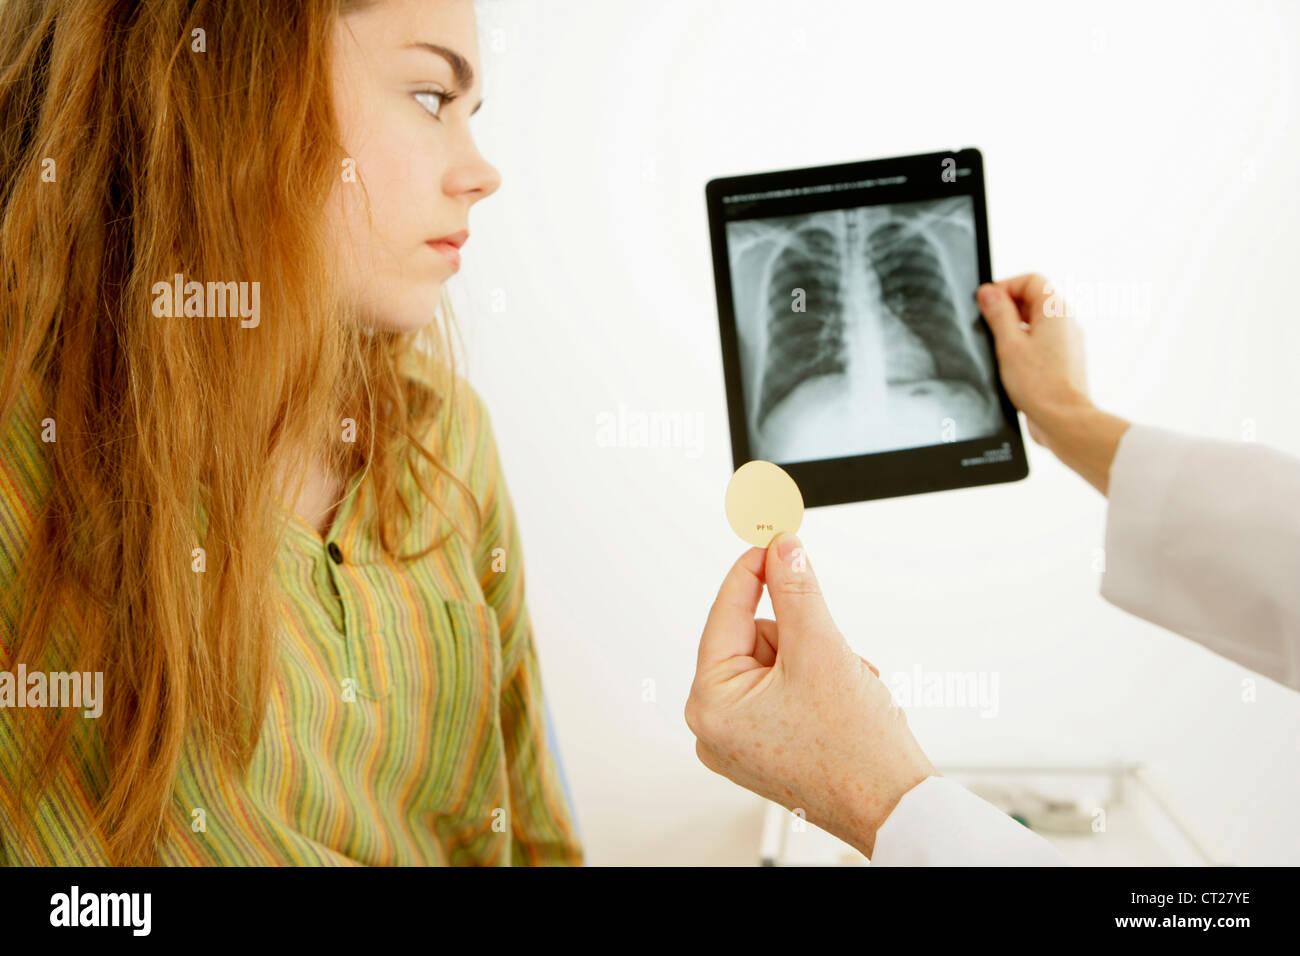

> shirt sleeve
[870,776,1066,866]
[1101,424,1300,691]
[467,386,585,866]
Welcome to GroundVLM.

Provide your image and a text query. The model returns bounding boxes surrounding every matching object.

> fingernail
[977,284,999,306]
[778,533,801,561]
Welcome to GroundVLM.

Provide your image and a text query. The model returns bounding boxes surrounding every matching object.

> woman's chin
[361,290,445,333]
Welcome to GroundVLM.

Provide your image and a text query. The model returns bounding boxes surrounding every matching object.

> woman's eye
[413,90,450,119]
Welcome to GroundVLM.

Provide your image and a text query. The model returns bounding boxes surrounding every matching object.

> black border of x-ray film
[705,147,1029,508]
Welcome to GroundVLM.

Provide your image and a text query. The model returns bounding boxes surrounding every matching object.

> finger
[697,546,766,669]
[859,655,879,678]
[991,272,1050,305]
[764,533,839,650]
[754,618,778,668]
[977,282,1029,346]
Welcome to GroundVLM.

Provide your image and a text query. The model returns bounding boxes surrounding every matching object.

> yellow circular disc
[725,459,804,548]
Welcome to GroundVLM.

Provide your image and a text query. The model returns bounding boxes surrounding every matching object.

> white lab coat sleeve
[870,776,1066,865]
[1100,424,1300,692]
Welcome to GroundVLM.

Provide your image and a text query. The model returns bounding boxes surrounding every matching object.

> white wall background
[448,0,1300,865]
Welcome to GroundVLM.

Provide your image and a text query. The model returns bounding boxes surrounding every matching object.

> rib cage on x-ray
[726,197,1000,462]
[865,217,987,399]
[757,225,846,426]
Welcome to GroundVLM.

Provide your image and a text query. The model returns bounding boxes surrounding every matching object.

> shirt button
[327,541,344,565]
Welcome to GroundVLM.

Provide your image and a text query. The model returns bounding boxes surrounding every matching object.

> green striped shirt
[0,367,584,865]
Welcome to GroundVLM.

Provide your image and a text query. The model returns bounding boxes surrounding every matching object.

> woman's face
[328,0,500,331]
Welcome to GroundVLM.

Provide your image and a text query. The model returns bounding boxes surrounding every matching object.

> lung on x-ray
[726,197,1000,463]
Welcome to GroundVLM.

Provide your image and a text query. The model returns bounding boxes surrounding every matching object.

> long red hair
[0,0,480,864]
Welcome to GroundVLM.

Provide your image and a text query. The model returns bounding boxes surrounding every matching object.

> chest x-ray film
[706,149,1028,507]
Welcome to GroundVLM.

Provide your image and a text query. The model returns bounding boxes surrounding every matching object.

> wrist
[850,761,936,860]
[1030,387,1096,445]
[1034,397,1132,496]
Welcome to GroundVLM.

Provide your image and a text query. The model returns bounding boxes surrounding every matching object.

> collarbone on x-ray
[727,197,1000,463]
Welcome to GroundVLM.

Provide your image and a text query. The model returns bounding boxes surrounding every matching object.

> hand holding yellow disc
[725,460,804,548]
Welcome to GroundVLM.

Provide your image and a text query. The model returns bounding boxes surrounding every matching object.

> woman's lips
[427,240,461,269]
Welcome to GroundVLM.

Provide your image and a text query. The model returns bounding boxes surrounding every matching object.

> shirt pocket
[425,599,505,808]
[438,599,503,702]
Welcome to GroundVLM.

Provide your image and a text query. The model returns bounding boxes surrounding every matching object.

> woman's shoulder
[402,348,496,474]
[397,350,503,553]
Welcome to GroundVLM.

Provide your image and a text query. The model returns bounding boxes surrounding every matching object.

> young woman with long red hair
[0,0,582,866]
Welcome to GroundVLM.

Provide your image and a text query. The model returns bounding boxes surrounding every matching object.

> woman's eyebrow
[403,41,485,114]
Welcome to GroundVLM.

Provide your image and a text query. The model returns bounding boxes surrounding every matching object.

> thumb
[977,282,1026,348]
[765,533,840,656]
